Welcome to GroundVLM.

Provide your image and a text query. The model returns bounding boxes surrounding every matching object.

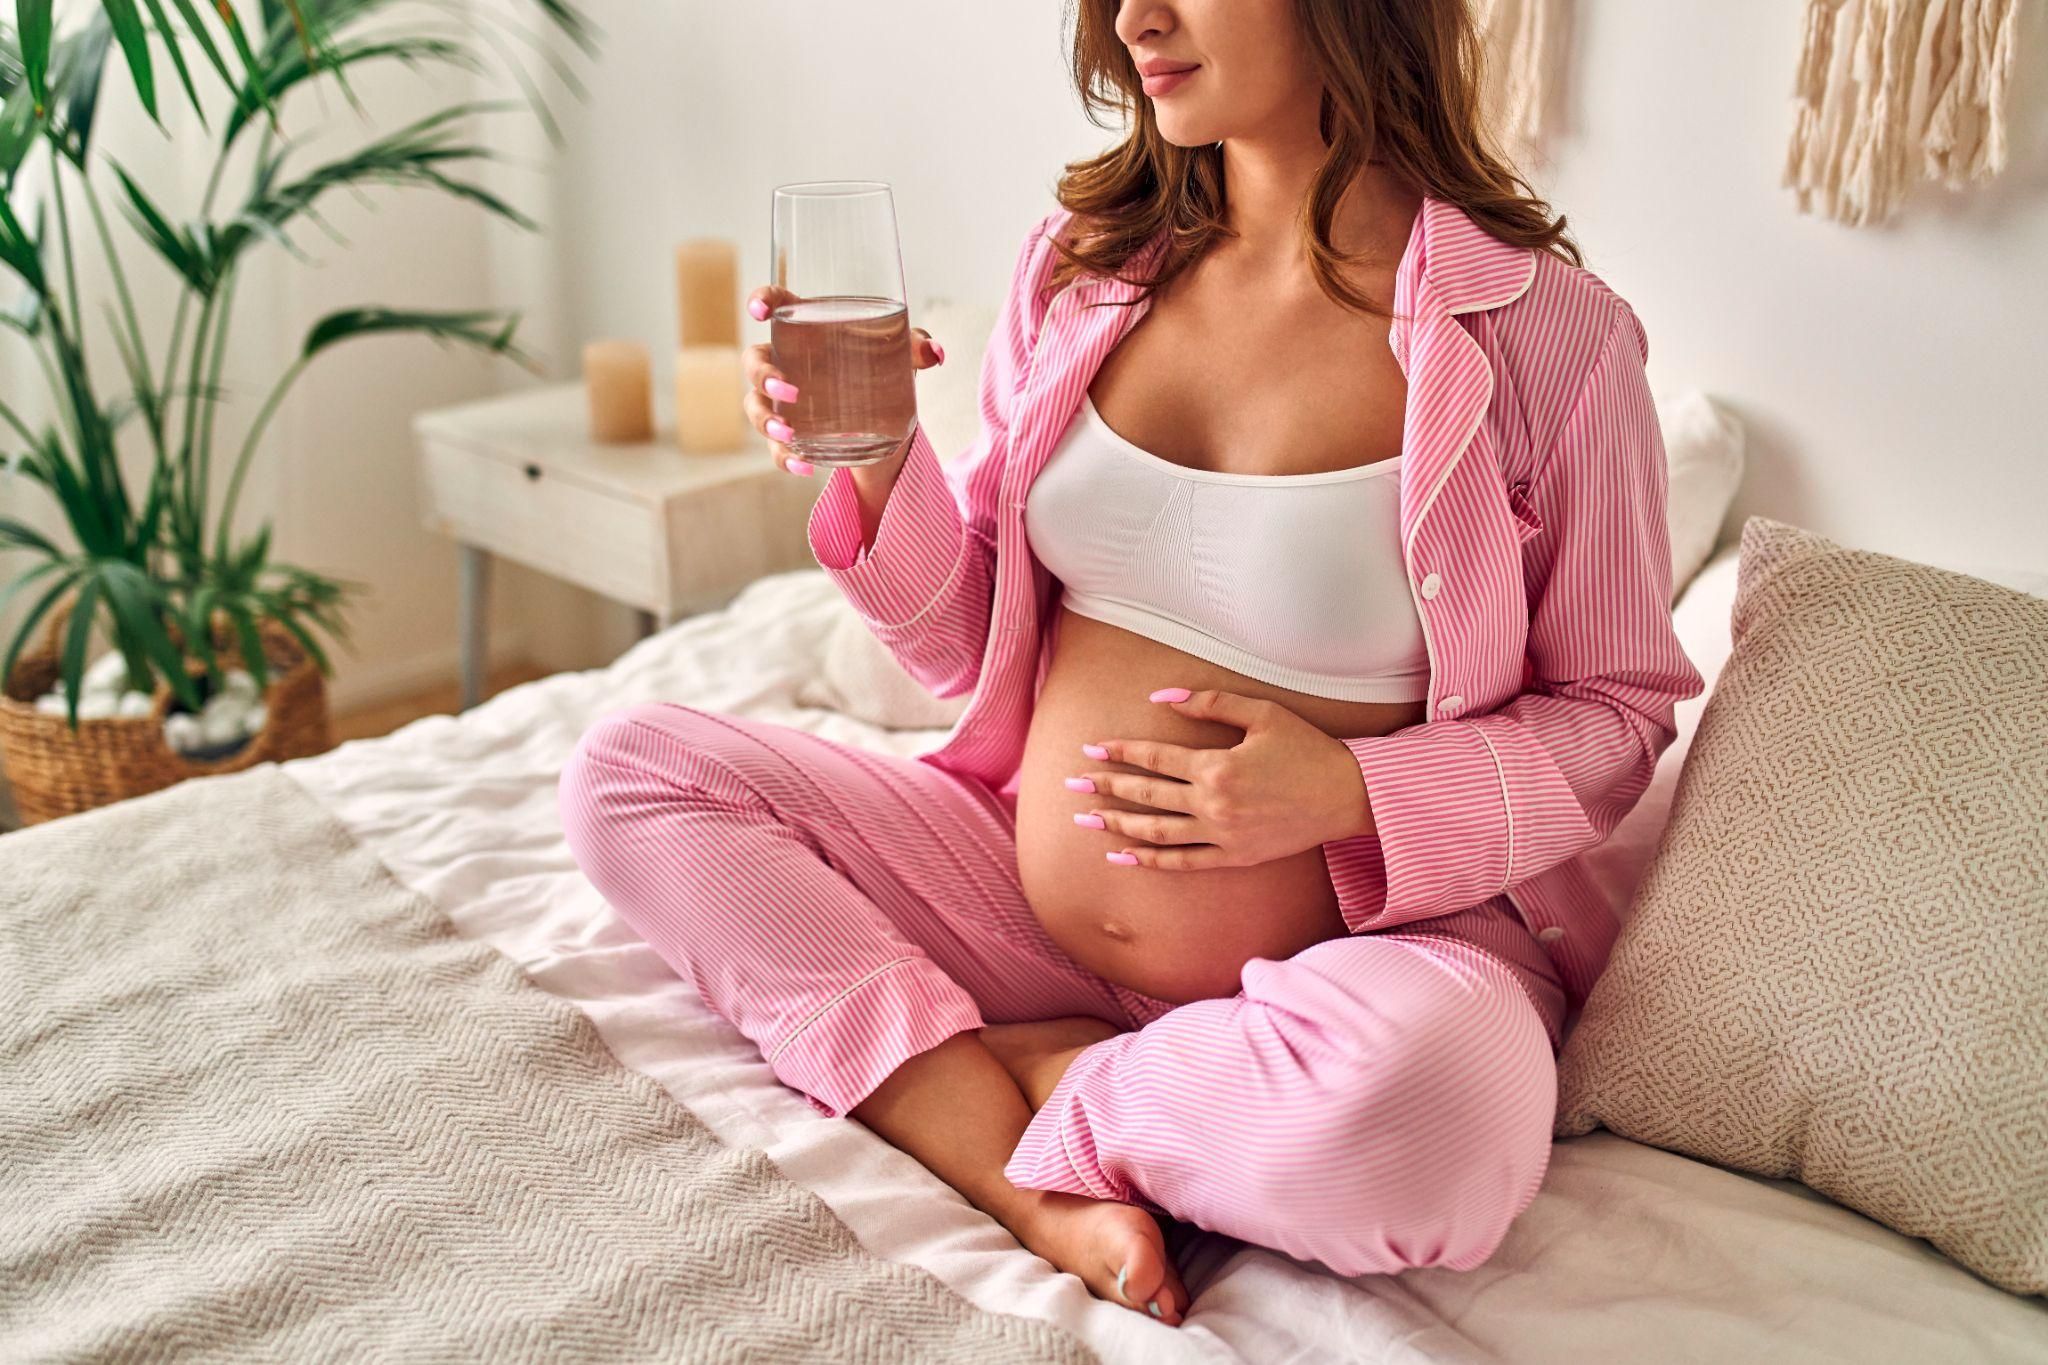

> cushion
[1556,514,2048,1297]
[1654,387,1745,602]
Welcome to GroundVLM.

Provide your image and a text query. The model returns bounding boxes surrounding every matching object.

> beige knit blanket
[0,766,1092,1364]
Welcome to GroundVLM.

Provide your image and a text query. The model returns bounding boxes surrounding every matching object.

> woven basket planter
[0,598,334,826]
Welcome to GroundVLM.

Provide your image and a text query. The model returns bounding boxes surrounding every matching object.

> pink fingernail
[749,298,770,321]
[1063,776,1095,793]
[1073,812,1106,829]
[1149,687,1191,703]
[766,417,794,441]
[765,376,799,402]
[1106,850,1139,865]
[932,340,946,363]
[786,460,813,476]
[1080,743,1109,760]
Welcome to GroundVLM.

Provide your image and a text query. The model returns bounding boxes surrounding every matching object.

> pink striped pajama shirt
[559,194,1706,1279]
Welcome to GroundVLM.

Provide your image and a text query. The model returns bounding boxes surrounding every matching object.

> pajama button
[1536,926,1566,943]
[1420,572,1442,600]
[1438,694,1463,713]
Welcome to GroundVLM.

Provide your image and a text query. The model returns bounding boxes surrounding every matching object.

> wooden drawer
[418,440,663,610]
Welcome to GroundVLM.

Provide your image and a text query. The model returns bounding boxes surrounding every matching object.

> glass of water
[768,181,916,467]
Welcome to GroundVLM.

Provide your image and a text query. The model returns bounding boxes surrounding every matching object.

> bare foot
[1009,1188,1191,1325]
[981,1016,1123,1111]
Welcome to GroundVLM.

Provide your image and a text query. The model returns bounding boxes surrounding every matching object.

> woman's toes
[1101,1211,1183,1325]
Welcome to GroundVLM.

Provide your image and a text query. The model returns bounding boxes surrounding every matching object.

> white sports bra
[1024,394,1433,704]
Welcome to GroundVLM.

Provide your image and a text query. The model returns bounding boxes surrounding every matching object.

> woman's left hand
[1068,687,1374,869]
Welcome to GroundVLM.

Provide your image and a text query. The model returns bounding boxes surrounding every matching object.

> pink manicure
[1106,850,1139,865]
[748,298,770,321]
[932,340,946,363]
[1081,743,1109,760]
[766,417,794,442]
[765,376,799,402]
[1149,686,1191,703]
[1073,812,1106,829]
[786,460,813,476]
[1063,776,1095,793]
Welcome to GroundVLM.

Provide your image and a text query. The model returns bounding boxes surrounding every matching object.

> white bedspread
[287,558,2048,1364]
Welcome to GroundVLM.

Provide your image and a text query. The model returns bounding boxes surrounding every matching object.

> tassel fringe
[1784,0,2021,226]
[1473,0,1559,158]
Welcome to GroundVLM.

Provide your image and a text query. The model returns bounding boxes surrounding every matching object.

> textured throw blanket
[0,766,1092,1363]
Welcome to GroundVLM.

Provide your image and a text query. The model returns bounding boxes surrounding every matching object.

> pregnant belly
[1014,601,1428,1005]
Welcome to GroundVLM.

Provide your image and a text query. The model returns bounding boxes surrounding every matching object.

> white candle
[583,339,653,443]
[676,239,739,349]
[675,345,750,454]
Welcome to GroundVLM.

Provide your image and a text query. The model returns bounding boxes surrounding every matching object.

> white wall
[541,0,2046,598]
[7,0,2045,726]
[1528,0,2048,577]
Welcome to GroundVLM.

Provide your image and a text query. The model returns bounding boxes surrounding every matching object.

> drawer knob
[523,463,543,482]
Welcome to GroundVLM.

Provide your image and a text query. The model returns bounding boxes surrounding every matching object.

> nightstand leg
[459,543,491,711]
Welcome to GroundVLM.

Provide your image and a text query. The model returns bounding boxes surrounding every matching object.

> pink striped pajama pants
[557,700,1567,1278]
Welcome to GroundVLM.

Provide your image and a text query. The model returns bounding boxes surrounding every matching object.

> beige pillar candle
[675,345,750,454]
[583,339,653,442]
[676,239,739,349]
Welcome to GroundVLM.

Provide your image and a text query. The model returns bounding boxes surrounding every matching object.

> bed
[8,356,2048,1357]
[224,546,2043,1362]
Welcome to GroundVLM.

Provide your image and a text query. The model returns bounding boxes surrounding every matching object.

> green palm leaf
[108,159,214,290]
[15,0,52,117]
[221,34,477,146]
[1,80,37,179]
[224,596,267,690]
[98,0,157,124]
[0,183,46,292]
[0,563,80,701]
[47,11,114,163]
[301,304,535,367]
[155,0,239,108]
[135,0,206,127]
[57,574,100,724]
[0,556,72,630]
[0,512,61,556]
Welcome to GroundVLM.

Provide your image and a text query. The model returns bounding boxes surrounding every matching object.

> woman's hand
[742,285,946,476]
[1065,687,1374,869]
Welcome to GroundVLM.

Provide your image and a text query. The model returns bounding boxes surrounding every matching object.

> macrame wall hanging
[1784,0,2022,227]
[1471,0,1561,164]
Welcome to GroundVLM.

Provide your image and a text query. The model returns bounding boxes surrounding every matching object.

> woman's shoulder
[1491,249,1651,429]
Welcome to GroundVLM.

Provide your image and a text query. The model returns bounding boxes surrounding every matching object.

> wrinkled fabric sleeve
[1322,300,1707,933]
[804,212,1058,699]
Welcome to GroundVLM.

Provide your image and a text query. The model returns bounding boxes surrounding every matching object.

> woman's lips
[1141,67,1197,97]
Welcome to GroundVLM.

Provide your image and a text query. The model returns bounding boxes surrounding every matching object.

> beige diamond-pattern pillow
[1555,514,2048,1297]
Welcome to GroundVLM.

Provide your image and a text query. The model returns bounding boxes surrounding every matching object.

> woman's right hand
[743,284,946,477]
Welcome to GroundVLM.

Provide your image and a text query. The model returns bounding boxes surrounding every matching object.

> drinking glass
[768,181,917,467]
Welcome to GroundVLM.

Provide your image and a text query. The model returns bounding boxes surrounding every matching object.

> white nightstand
[412,383,821,708]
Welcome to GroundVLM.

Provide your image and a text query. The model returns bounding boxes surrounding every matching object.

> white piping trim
[768,956,914,1063]
[870,536,970,633]
[1468,720,1516,892]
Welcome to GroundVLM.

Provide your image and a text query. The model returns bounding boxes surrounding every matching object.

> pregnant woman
[560,0,1704,1327]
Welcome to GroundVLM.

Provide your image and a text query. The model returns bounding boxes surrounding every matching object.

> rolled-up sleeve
[803,212,1057,699]
[1323,300,1707,933]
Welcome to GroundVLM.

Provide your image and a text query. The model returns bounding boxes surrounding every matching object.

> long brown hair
[1049,0,1583,318]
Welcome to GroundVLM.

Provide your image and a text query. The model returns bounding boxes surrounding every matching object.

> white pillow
[1655,387,1746,602]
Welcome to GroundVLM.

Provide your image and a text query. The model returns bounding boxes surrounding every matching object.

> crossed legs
[558,702,1559,1317]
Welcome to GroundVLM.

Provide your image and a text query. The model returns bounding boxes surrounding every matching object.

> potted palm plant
[0,0,593,823]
